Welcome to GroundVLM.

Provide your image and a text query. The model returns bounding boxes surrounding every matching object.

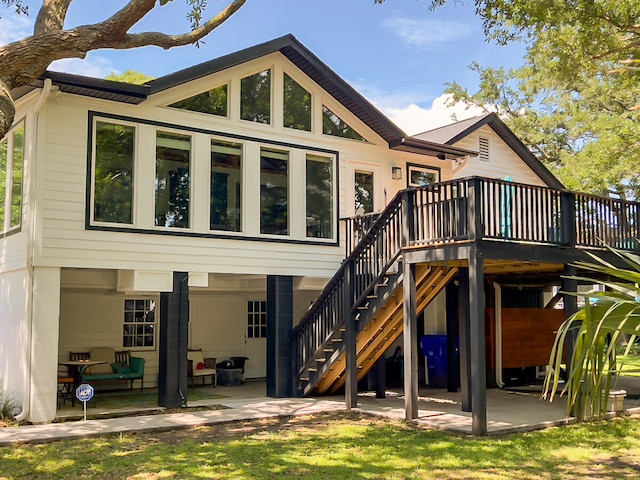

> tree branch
[34,0,73,35]
[0,79,15,140]
[116,0,247,50]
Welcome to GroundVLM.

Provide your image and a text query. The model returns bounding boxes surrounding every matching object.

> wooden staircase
[312,264,457,395]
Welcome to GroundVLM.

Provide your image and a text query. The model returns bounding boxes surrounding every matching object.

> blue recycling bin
[421,334,456,388]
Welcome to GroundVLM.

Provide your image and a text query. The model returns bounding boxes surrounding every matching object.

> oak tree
[0,0,247,139]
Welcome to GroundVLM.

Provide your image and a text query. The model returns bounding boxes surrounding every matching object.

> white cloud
[0,14,33,45]
[382,17,473,50]
[384,94,487,135]
[49,55,118,78]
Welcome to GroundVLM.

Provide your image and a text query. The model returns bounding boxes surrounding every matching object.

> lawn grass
[2,412,640,479]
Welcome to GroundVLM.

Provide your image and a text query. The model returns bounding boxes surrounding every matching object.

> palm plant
[543,247,640,420]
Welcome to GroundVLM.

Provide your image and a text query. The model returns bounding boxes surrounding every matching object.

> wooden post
[403,260,418,420]
[458,268,471,412]
[344,259,357,409]
[469,252,487,436]
[561,191,576,247]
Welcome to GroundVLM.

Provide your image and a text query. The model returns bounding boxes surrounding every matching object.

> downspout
[15,78,52,422]
[494,282,504,388]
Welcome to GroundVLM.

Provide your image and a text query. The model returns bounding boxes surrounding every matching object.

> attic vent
[478,137,490,162]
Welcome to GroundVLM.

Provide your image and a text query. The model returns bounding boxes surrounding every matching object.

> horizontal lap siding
[0,233,28,273]
[38,100,346,277]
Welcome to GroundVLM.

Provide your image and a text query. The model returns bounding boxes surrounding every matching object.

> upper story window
[322,106,366,142]
[155,131,191,229]
[354,170,374,214]
[306,154,334,239]
[0,120,25,235]
[210,139,242,232]
[241,69,271,124]
[408,165,440,187]
[168,84,228,117]
[479,137,490,162]
[283,73,311,132]
[260,147,289,236]
[93,121,135,225]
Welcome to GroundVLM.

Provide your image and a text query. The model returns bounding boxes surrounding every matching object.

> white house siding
[450,125,546,187]
[33,53,448,280]
[0,268,29,402]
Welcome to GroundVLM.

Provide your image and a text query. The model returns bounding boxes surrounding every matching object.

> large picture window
[123,298,156,349]
[306,154,334,239]
[0,120,25,234]
[260,148,289,235]
[155,131,191,228]
[168,84,228,117]
[241,69,271,124]
[93,121,135,224]
[322,106,366,141]
[210,140,242,232]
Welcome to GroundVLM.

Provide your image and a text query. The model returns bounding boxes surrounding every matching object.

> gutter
[15,78,52,422]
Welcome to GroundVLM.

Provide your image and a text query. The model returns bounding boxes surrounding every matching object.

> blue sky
[1,0,525,134]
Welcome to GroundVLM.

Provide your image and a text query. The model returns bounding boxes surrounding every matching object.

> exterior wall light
[391,166,402,180]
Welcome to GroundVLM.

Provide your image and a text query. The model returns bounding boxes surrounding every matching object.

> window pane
[241,69,271,124]
[94,122,135,224]
[211,140,242,232]
[10,123,24,228]
[306,155,334,238]
[355,171,374,214]
[260,148,288,235]
[155,131,191,228]
[284,73,311,131]
[0,137,6,230]
[123,298,156,349]
[409,166,439,187]
[322,106,366,141]
[168,84,228,117]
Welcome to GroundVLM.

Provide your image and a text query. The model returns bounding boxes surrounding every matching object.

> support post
[344,259,357,409]
[158,272,189,409]
[267,275,294,398]
[403,260,418,420]
[563,264,579,378]
[446,280,460,393]
[469,252,487,436]
[458,268,471,411]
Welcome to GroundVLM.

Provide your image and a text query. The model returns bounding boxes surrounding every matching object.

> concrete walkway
[2,384,639,446]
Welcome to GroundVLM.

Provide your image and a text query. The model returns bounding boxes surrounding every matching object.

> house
[2,35,637,435]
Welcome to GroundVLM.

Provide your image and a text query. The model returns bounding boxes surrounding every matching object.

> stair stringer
[312,265,458,395]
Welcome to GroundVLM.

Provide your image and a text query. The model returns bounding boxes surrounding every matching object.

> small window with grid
[123,298,156,349]
[247,300,267,338]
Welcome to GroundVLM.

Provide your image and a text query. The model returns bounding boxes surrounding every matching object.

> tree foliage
[0,0,247,139]
[422,0,640,199]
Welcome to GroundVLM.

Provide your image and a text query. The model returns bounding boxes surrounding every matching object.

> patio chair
[57,366,74,407]
[187,349,217,388]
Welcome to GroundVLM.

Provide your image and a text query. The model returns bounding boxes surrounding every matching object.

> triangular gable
[414,113,564,189]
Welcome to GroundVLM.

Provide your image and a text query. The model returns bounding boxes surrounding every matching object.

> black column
[344,259,357,409]
[267,275,293,398]
[403,261,418,420]
[458,268,471,412]
[469,253,487,436]
[158,272,189,408]
[446,280,460,393]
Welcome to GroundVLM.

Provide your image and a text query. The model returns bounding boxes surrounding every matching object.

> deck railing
[293,176,640,388]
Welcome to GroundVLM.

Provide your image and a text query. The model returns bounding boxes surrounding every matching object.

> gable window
[283,73,311,131]
[168,84,228,117]
[241,69,271,124]
[210,140,242,232]
[123,298,156,349]
[247,300,267,338]
[479,137,490,162]
[260,148,289,235]
[322,106,366,141]
[93,121,135,224]
[355,170,374,214]
[155,131,191,228]
[0,120,25,234]
[306,154,334,239]
[408,165,440,187]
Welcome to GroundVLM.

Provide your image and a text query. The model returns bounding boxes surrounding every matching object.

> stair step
[299,377,309,381]
[308,368,317,372]
[357,302,370,310]
[323,348,334,352]
[332,338,343,343]
[316,358,327,363]
[366,295,378,299]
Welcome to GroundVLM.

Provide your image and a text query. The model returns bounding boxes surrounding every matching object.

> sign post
[75,383,94,421]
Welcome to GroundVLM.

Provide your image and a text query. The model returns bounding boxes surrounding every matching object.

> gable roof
[14,35,473,160]
[413,113,564,189]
